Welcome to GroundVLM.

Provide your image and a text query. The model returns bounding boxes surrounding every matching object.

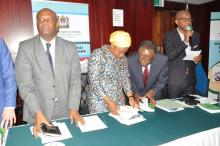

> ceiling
[165,0,215,5]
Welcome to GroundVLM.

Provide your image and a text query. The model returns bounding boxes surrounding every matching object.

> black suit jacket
[127,52,168,100]
[164,28,201,87]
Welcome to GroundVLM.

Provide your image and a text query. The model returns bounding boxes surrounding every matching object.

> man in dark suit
[15,8,84,137]
[128,40,168,104]
[164,10,202,99]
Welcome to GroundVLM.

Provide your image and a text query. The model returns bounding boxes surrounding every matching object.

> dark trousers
[168,83,195,99]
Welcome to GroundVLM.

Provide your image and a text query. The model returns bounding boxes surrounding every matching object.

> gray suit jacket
[15,35,81,123]
[164,28,201,86]
[127,52,168,100]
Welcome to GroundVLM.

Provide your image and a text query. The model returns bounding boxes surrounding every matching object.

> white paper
[189,94,218,104]
[139,98,155,112]
[30,122,72,144]
[183,50,201,61]
[109,105,146,125]
[78,115,107,132]
[113,9,124,27]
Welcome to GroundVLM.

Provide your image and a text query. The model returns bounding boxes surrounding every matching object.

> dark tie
[46,43,54,73]
[143,66,148,86]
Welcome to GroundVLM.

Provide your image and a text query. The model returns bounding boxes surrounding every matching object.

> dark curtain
[88,0,154,53]
[0,0,153,54]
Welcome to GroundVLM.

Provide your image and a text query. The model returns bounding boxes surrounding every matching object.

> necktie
[143,66,148,86]
[46,43,54,73]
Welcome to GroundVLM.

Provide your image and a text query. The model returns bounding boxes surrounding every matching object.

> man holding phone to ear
[164,10,202,99]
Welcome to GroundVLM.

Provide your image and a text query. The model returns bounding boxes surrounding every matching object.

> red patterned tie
[143,66,148,86]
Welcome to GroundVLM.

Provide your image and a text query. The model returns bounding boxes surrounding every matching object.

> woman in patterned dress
[87,30,138,114]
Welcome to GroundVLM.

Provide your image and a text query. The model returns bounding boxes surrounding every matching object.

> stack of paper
[109,106,146,125]
[156,99,186,112]
[78,115,107,132]
[30,122,72,144]
[198,103,220,113]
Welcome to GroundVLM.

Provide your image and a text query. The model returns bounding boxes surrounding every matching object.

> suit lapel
[146,57,156,89]
[173,29,183,44]
[34,36,54,78]
[54,37,65,76]
[136,59,145,87]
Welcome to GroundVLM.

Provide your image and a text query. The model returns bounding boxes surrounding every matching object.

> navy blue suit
[0,38,17,121]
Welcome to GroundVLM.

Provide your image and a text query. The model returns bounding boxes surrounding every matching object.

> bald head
[36,8,57,20]
[36,8,58,41]
[175,10,191,20]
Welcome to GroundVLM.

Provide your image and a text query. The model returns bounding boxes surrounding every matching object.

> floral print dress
[87,45,132,113]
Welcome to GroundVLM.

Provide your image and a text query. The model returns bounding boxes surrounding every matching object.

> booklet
[156,99,186,112]
[198,103,220,113]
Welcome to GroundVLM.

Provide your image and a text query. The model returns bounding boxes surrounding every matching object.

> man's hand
[1,108,16,128]
[69,109,85,127]
[184,31,193,43]
[103,96,118,115]
[144,90,156,107]
[33,111,51,138]
[129,97,139,108]
[193,54,202,64]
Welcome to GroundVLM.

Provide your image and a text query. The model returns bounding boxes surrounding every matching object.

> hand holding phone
[40,123,61,137]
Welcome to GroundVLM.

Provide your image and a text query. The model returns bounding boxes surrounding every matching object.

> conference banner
[31,0,90,72]
[208,12,220,100]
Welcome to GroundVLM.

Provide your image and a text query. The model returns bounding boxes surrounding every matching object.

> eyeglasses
[176,17,193,22]
[37,17,57,23]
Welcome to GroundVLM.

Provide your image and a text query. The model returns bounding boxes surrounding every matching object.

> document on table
[109,105,146,125]
[78,115,107,132]
[156,99,186,112]
[30,122,72,144]
[189,94,218,104]
[183,50,201,61]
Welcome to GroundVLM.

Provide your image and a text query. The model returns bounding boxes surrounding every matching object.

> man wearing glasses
[164,10,202,99]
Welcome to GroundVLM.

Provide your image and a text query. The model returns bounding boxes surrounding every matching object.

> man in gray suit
[15,8,84,137]
[128,40,168,104]
[164,10,202,99]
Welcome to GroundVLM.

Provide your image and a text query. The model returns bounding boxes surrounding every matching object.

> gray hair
[138,40,157,53]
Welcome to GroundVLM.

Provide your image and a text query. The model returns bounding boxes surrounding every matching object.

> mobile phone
[40,123,61,137]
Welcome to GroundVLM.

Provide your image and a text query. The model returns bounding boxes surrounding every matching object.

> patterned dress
[87,45,132,113]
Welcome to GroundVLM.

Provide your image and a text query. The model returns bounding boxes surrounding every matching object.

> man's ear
[175,19,178,25]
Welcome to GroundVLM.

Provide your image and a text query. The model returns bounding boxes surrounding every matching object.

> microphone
[185,25,193,46]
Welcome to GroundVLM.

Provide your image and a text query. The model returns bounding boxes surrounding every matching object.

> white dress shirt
[177,28,191,51]
[142,64,151,74]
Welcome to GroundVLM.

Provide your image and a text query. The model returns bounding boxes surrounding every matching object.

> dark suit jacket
[164,28,201,87]
[127,52,168,100]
